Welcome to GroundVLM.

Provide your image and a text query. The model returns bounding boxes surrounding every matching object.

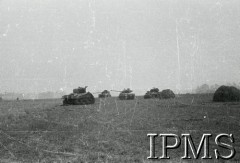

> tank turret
[73,86,87,94]
[144,87,161,99]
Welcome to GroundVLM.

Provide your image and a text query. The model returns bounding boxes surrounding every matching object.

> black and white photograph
[0,0,240,162]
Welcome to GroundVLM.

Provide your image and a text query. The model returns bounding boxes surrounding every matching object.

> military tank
[144,87,160,99]
[98,90,111,98]
[143,91,152,99]
[62,86,95,105]
[111,88,135,100]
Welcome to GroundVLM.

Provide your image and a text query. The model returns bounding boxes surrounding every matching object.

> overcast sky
[0,0,240,94]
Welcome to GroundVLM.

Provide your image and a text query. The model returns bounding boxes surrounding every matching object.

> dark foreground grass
[0,95,239,162]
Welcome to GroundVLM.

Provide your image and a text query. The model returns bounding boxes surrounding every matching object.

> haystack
[160,89,175,99]
[213,85,240,102]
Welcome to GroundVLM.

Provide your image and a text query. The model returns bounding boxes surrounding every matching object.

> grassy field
[0,94,239,163]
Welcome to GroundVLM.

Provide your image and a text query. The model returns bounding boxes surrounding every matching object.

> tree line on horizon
[1,82,240,100]
[0,91,66,100]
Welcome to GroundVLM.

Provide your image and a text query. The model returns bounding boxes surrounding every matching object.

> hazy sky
[0,0,240,94]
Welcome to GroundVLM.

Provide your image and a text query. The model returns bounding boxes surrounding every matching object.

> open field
[0,94,240,162]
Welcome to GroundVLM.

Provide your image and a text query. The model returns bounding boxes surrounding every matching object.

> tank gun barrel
[91,92,102,94]
[110,90,122,92]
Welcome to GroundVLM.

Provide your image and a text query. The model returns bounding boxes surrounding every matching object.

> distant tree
[122,88,132,93]
[209,84,220,93]
[195,84,210,94]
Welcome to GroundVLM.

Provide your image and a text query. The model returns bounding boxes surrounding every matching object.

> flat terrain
[0,94,240,163]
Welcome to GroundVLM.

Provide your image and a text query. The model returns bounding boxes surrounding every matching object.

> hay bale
[160,89,175,99]
[213,85,240,102]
